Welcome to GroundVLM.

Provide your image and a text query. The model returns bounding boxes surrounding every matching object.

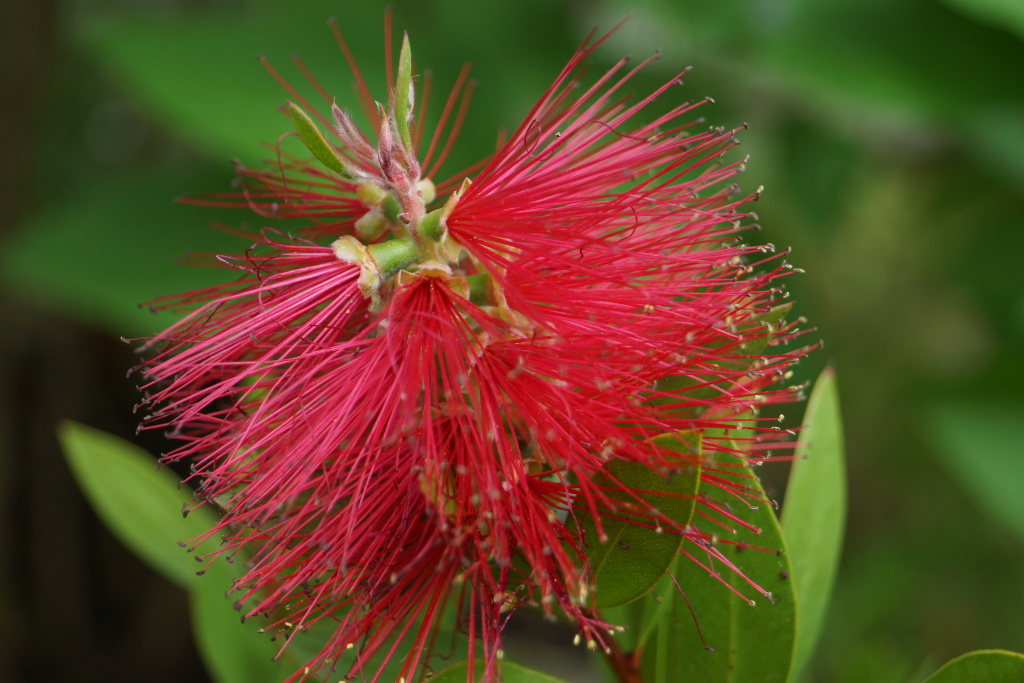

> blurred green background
[1,0,1022,681]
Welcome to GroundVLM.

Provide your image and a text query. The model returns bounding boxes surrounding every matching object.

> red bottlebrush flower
[138,16,809,683]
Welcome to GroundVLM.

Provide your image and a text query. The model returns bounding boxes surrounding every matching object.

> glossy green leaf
[922,649,1024,682]
[191,561,282,683]
[579,432,701,608]
[925,400,1024,545]
[781,367,846,682]
[426,660,571,682]
[634,449,796,683]
[58,421,219,588]
[598,555,680,658]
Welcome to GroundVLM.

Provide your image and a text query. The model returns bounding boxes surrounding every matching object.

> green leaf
[939,0,1024,41]
[55,425,471,683]
[781,367,846,682]
[426,660,571,682]
[579,432,702,608]
[76,4,362,163]
[598,558,680,659]
[249,587,468,683]
[756,0,1024,134]
[924,400,1024,545]
[0,164,250,336]
[58,422,282,682]
[651,304,794,407]
[394,32,415,153]
[921,649,1024,683]
[635,449,797,683]
[191,572,470,683]
[190,561,282,683]
[74,2,567,167]
[963,109,1024,191]
[287,101,354,179]
[736,303,794,359]
[75,0,577,173]
[58,421,219,589]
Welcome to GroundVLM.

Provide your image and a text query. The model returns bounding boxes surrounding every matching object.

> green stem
[416,208,444,242]
[466,273,491,305]
[367,237,418,281]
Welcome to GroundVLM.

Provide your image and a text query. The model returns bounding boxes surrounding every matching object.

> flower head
[139,15,809,682]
